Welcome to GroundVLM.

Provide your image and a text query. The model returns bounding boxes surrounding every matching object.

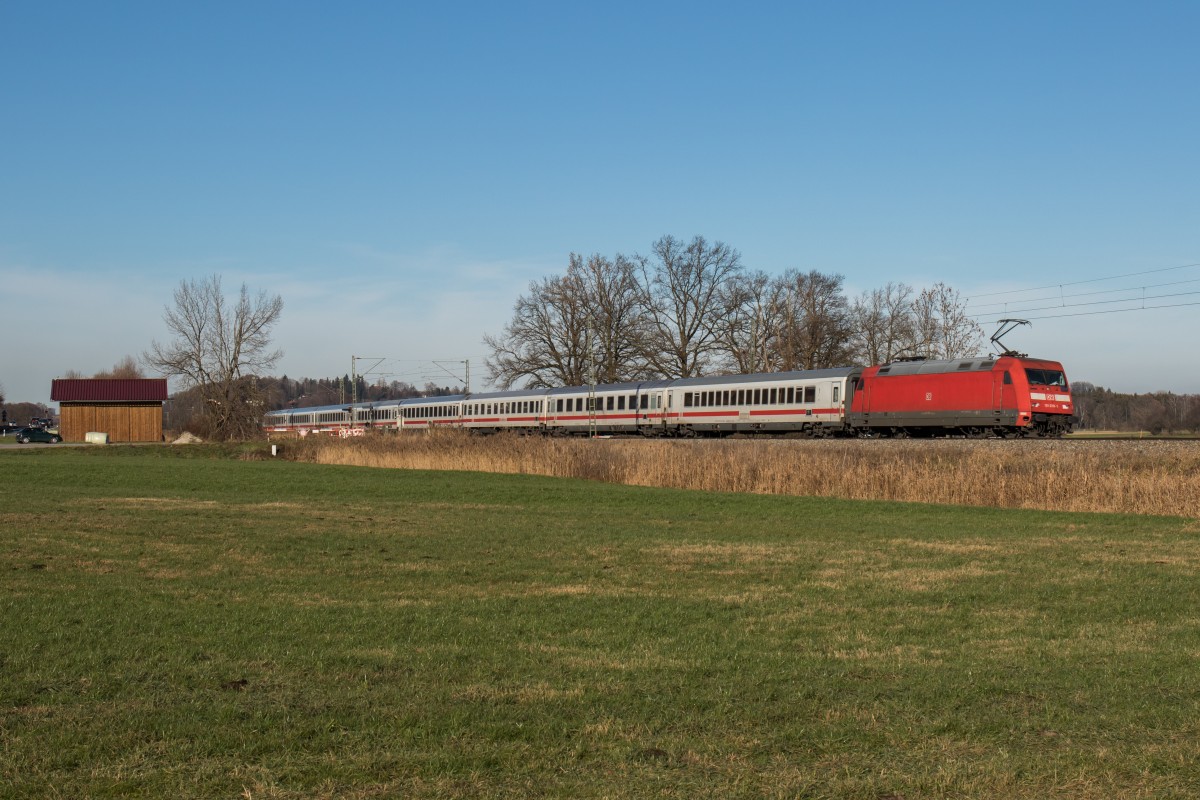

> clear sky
[2,1,1197,407]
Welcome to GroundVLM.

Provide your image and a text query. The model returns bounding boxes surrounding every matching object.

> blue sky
[2,1,1197,406]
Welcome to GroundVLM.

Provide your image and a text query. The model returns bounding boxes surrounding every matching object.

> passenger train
[263,354,1075,439]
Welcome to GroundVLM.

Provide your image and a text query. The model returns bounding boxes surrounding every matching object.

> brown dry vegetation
[286,432,1200,518]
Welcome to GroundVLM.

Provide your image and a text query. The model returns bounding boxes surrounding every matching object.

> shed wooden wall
[59,403,163,443]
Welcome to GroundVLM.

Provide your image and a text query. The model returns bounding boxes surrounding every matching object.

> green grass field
[2,446,1198,798]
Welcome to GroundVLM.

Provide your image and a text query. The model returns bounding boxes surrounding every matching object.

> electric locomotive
[849,355,1073,437]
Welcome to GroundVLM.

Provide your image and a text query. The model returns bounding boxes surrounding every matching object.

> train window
[787,387,794,403]
[1026,368,1066,388]
[607,396,614,411]
[770,388,777,404]
[737,390,745,405]
[833,386,840,404]
[753,389,761,405]
[555,399,562,413]
[640,394,649,410]
[722,390,729,406]
[618,395,625,410]
[805,386,816,403]
[1004,372,1013,385]
[683,392,692,407]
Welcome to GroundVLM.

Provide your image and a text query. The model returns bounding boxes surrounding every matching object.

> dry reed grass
[288,432,1200,518]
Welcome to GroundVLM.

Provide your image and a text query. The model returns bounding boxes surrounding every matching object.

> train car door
[636,390,662,432]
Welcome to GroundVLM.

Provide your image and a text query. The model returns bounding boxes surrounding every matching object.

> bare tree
[635,235,744,378]
[485,253,649,389]
[721,270,786,374]
[484,268,594,389]
[774,270,853,370]
[911,282,983,359]
[573,253,650,383]
[848,282,917,365]
[144,275,283,440]
[92,355,145,379]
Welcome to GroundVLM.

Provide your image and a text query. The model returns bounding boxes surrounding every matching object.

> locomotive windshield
[1025,368,1068,389]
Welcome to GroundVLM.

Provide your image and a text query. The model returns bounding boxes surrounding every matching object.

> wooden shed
[51,379,168,443]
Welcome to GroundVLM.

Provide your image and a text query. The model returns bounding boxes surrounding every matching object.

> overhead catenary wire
[966,261,1200,301]
[965,260,1200,323]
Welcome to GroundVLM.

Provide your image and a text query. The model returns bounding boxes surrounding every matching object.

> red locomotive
[849,355,1074,437]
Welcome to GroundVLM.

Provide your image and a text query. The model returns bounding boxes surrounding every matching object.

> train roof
[265,369,866,415]
[669,368,858,387]
[265,402,355,416]
[874,358,997,376]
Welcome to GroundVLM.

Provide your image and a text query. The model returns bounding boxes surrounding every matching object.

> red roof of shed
[51,378,169,402]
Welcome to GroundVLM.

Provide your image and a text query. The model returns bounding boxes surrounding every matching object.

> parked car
[14,427,61,444]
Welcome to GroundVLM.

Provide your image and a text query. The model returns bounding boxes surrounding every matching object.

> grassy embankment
[292,432,1200,518]
[2,446,1198,798]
